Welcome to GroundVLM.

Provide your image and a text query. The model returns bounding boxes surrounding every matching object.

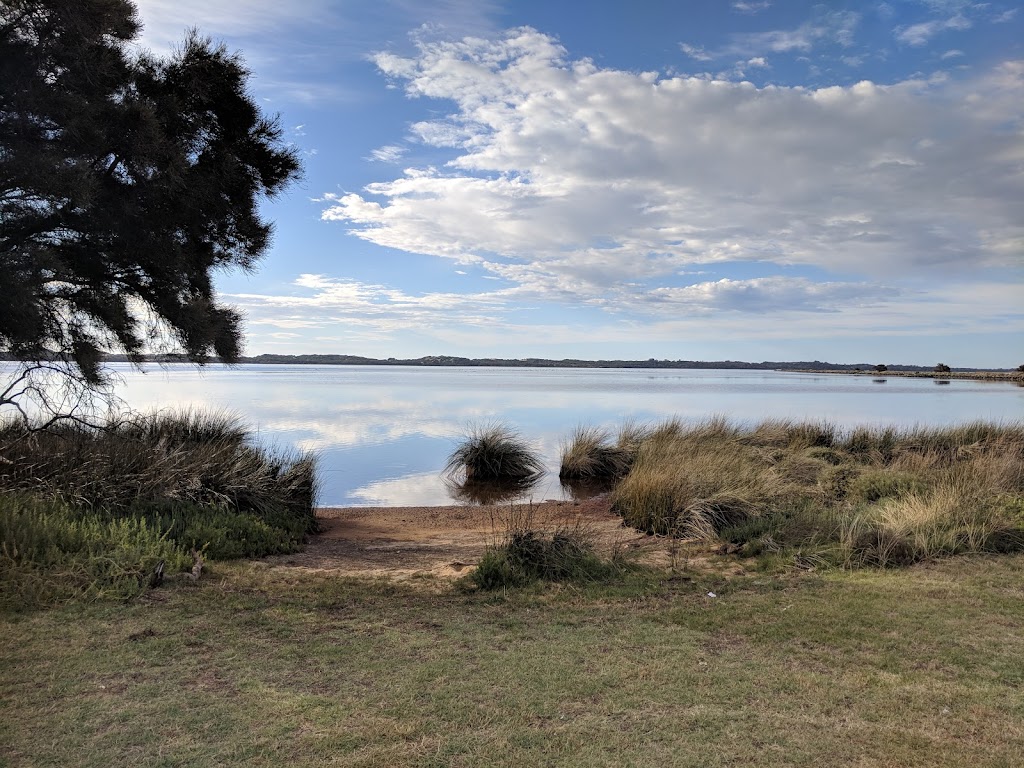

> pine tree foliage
[0,0,301,383]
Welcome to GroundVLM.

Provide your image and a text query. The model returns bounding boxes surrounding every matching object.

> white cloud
[940,49,965,59]
[746,57,769,68]
[896,14,972,46]
[229,274,517,340]
[323,29,1022,293]
[680,43,713,61]
[993,9,1019,23]
[716,10,861,56]
[368,144,407,163]
[732,1,772,13]
[644,278,899,313]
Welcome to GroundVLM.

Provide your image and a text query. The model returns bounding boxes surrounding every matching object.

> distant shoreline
[2,353,1020,379]
[788,369,1024,383]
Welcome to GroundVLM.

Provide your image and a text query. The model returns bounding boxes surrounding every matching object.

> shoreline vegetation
[3,351,1021,379]
[4,414,1023,762]
[443,417,1023,587]
[0,411,318,609]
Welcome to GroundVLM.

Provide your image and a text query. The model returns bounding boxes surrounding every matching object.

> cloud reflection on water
[83,364,1024,507]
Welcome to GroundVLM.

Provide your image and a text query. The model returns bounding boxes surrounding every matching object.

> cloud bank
[320,28,1021,328]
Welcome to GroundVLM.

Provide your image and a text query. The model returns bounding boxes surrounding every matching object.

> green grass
[2,556,1023,766]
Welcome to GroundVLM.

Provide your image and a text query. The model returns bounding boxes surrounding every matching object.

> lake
[60,363,1021,507]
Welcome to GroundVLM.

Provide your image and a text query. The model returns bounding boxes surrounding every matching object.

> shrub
[130,500,306,559]
[468,507,622,589]
[935,363,951,373]
[444,423,544,483]
[0,411,320,560]
[0,493,190,610]
[1,412,318,520]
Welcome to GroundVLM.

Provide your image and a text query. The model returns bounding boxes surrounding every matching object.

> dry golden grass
[609,418,1024,567]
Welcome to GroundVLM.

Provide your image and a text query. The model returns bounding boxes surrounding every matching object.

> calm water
[52,363,1019,507]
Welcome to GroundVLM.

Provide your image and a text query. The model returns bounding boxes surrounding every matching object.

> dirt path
[265,496,677,580]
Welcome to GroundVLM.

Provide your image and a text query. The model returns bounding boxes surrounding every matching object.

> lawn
[3,555,1023,767]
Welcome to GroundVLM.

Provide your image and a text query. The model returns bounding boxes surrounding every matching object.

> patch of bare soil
[264,496,679,580]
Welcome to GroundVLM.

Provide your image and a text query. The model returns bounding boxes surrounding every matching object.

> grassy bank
[607,418,1023,567]
[2,556,1023,766]
[0,411,318,608]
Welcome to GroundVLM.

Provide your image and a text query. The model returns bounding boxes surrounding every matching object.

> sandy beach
[264,496,681,580]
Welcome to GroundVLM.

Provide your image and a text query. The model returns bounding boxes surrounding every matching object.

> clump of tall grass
[558,420,652,484]
[0,410,320,587]
[612,417,792,538]
[608,417,1024,568]
[467,503,624,589]
[444,423,544,483]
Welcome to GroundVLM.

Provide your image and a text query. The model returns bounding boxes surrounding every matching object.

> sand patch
[264,496,672,580]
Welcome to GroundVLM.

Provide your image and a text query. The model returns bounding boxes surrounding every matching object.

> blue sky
[133,0,1023,367]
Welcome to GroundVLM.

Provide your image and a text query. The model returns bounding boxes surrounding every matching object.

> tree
[874,364,887,373]
[934,363,951,373]
[0,0,300,398]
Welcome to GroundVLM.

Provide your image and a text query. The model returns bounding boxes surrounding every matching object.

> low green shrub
[469,528,621,590]
[131,500,306,560]
[0,493,189,610]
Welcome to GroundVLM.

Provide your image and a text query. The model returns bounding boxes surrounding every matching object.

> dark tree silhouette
[934,363,951,373]
[874,364,888,373]
[0,0,300,394]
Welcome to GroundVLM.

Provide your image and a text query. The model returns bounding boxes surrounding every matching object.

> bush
[0,493,190,610]
[0,411,318,526]
[0,409,320,607]
[469,522,621,590]
[131,500,307,560]
[444,423,544,483]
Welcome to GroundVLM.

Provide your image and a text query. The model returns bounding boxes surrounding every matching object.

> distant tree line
[2,351,1015,373]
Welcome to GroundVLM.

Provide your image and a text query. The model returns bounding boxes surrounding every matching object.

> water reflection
[444,475,544,505]
[19,363,1014,507]
[560,477,617,502]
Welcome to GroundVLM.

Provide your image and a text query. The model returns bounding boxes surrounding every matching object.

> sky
[131,0,1023,367]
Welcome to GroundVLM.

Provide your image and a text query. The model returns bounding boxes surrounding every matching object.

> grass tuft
[468,504,625,589]
[444,423,544,483]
